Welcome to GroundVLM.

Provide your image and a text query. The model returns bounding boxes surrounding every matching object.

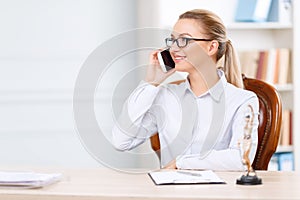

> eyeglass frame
[165,37,212,48]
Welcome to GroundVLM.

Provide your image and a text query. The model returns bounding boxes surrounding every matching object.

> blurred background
[0,0,298,170]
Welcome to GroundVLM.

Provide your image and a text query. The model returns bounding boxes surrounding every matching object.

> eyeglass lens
[165,38,187,48]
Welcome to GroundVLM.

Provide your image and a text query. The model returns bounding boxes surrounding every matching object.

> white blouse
[112,70,259,171]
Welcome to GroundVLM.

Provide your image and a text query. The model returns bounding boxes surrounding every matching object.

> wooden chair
[150,75,282,170]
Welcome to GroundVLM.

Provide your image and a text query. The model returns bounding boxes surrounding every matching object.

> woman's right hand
[144,50,176,86]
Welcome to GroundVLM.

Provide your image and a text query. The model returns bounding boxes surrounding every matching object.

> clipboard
[148,170,226,185]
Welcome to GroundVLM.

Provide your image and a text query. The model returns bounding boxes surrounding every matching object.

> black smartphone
[158,49,175,72]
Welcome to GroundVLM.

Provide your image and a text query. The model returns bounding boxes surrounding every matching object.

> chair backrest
[150,75,282,170]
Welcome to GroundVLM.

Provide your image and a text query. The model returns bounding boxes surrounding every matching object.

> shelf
[275,84,293,92]
[276,145,294,153]
[226,22,293,30]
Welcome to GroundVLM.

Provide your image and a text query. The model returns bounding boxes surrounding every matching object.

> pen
[176,170,202,177]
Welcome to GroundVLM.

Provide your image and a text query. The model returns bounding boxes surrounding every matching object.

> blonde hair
[179,9,243,88]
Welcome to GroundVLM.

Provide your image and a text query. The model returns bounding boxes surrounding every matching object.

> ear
[207,40,219,56]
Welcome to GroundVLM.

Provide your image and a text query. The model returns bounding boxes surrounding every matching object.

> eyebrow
[171,33,193,37]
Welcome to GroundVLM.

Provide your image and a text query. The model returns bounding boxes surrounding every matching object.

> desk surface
[0,168,299,200]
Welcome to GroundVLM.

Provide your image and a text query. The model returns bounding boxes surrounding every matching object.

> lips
[173,55,186,63]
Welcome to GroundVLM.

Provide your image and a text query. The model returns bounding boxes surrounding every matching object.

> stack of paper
[0,171,62,188]
[148,170,225,185]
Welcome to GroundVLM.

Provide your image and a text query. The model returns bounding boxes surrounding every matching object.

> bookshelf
[226,1,297,171]
[275,84,293,92]
[294,0,300,171]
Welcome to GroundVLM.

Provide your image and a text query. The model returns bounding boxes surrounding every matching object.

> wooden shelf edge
[275,84,293,92]
[226,22,293,30]
[276,145,294,153]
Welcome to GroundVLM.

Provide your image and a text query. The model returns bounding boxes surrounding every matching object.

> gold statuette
[236,105,262,185]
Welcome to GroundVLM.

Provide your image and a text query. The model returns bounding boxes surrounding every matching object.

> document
[0,171,62,188]
[148,170,225,185]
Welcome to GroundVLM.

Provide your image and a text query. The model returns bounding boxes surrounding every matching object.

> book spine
[235,0,272,22]
[253,0,273,21]
[239,48,290,85]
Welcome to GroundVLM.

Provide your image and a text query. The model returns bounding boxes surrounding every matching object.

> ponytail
[223,40,243,88]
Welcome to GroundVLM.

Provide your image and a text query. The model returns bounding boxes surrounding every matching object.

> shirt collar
[183,69,227,101]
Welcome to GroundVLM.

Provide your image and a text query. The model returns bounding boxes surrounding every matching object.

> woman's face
[169,18,214,73]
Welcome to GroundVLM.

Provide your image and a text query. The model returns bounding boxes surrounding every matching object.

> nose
[169,41,180,52]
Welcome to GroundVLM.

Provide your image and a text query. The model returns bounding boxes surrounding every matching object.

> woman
[112,9,259,171]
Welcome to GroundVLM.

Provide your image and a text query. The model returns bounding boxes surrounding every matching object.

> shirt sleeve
[112,81,161,151]
[176,96,259,171]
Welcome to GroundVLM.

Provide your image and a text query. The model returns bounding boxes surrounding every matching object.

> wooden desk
[0,168,299,200]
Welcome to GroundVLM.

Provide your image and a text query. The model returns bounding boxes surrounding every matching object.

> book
[268,155,279,171]
[278,152,294,171]
[260,50,269,81]
[279,109,292,146]
[277,48,290,85]
[273,48,280,84]
[289,111,293,145]
[148,170,225,185]
[269,152,294,171]
[256,51,266,80]
[239,48,290,85]
[265,48,278,84]
[235,0,272,22]
[0,171,62,188]
[239,50,259,78]
[268,0,292,24]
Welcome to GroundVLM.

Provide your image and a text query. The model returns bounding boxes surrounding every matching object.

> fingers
[149,50,160,65]
[149,48,166,65]
[145,49,177,86]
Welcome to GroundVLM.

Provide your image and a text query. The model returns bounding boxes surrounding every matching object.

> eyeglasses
[165,37,212,48]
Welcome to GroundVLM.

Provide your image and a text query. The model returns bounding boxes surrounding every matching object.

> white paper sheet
[0,171,62,188]
[148,170,225,185]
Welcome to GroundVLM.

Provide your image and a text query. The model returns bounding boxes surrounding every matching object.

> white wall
[137,0,238,28]
[0,0,137,167]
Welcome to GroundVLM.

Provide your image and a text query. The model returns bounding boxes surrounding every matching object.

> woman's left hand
[163,160,177,169]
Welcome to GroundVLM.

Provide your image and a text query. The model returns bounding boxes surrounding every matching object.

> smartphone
[157,49,175,72]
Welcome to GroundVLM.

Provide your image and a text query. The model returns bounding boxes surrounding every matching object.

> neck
[188,69,219,96]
